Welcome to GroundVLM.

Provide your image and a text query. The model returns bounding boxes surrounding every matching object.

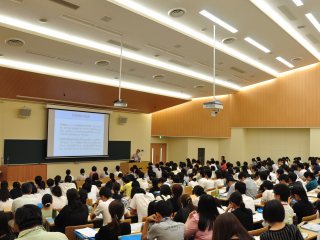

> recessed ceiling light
[250,0,320,60]
[305,13,320,32]
[95,60,110,66]
[276,56,294,68]
[38,18,48,23]
[199,10,238,33]
[154,54,160,57]
[244,37,271,53]
[222,37,236,44]
[292,0,303,7]
[168,8,186,18]
[291,57,303,62]
[152,74,165,80]
[5,38,25,47]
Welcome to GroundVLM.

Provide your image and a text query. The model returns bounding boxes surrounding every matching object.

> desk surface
[299,218,320,240]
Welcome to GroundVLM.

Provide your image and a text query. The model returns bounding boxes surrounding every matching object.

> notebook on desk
[301,223,320,232]
[75,227,97,238]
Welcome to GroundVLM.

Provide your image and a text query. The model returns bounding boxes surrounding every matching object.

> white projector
[113,99,127,108]
[203,100,223,117]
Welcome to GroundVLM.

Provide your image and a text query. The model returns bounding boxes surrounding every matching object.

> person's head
[12,182,21,190]
[46,178,54,188]
[65,175,72,183]
[0,188,10,202]
[226,177,236,187]
[92,173,99,182]
[304,172,316,181]
[0,212,11,236]
[112,182,121,194]
[288,172,298,183]
[21,182,32,195]
[42,194,53,208]
[235,182,246,195]
[160,184,172,196]
[204,169,212,179]
[278,174,289,184]
[237,172,248,182]
[15,205,43,231]
[180,194,195,211]
[66,189,82,207]
[197,194,219,231]
[291,185,308,203]
[115,165,120,171]
[78,188,88,205]
[92,166,97,172]
[51,185,62,197]
[259,171,269,181]
[80,168,85,175]
[213,213,254,240]
[171,184,183,198]
[138,171,145,179]
[152,178,159,188]
[66,169,71,176]
[109,200,125,231]
[34,176,42,185]
[136,149,140,154]
[263,200,285,225]
[192,185,205,197]
[54,175,61,185]
[103,167,108,173]
[0,181,8,190]
[82,182,92,193]
[263,180,273,190]
[99,186,112,200]
[154,200,173,220]
[273,184,290,202]
[229,191,245,210]
[38,181,46,190]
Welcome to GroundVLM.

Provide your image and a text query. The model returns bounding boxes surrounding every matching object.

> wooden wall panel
[0,164,47,182]
[152,96,231,138]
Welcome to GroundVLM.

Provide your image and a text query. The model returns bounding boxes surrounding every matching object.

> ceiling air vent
[95,60,110,66]
[153,74,165,80]
[5,38,25,47]
[291,57,303,62]
[222,37,236,44]
[230,66,246,74]
[101,16,112,23]
[168,8,186,18]
[194,85,205,89]
[49,0,79,10]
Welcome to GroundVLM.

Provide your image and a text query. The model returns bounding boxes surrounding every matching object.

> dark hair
[66,169,71,175]
[0,212,11,236]
[229,192,251,214]
[21,182,32,194]
[46,178,54,188]
[82,182,92,193]
[108,200,125,236]
[99,186,112,198]
[34,176,42,185]
[273,184,290,202]
[13,182,21,190]
[197,194,219,231]
[92,173,99,182]
[263,180,273,190]
[115,165,120,171]
[112,182,121,194]
[51,185,62,197]
[38,181,46,190]
[92,166,97,172]
[66,189,82,209]
[291,185,309,203]
[180,194,195,211]
[65,175,72,183]
[0,188,10,202]
[278,174,289,183]
[235,182,246,195]
[288,172,298,182]
[238,172,248,180]
[103,167,109,173]
[80,168,85,174]
[78,188,88,205]
[304,171,316,180]
[171,184,183,198]
[193,185,205,196]
[54,175,61,186]
[154,200,173,217]
[15,204,43,231]
[160,184,172,196]
[213,213,254,240]
[42,194,53,207]
[263,200,285,224]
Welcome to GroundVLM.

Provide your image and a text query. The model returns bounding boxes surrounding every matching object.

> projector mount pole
[118,38,123,101]
[213,24,216,101]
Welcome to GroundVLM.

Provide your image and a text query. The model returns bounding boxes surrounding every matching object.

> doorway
[150,143,167,164]
[198,148,205,165]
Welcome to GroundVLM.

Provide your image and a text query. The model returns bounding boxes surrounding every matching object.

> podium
[120,161,149,174]
[0,164,47,182]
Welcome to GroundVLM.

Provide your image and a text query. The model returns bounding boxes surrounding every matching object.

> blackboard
[4,139,46,164]
[108,141,131,160]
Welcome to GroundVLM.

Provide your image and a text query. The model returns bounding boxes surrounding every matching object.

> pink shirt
[184,213,213,240]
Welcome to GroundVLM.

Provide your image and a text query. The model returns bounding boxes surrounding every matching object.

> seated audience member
[41,194,53,219]
[174,194,196,223]
[168,184,183,213]
[213,213,254,240]
[278,174,290,185]
[226,177,236,199]
[10,182,22,200]
[117,173,124,186]
[95,200,131,240]
[288,172,306,191]
[113,165,122,177]
[188,174,199,188]
[77,168,87,180]
[65,169,74,181]
[226,192,253,231]
[105,173,116,189]
[304,172,318,191]
[297,163,306,179]
[54,189,88,233]
[156,184,172,201]
[54,175,62,186]
[59,175,76,196]
[37,181,50,196]
[291,186,316,223]
[46,178,55,190]
[260,200,304,240]
[130,188,154,222]
[192,185,205,207]
[0,211,15,240]
[78,188,92,212]
[203,169,215,190]
[91,173,102,187]
[238,172,257,199]
[100,167,109,178]
[90,187,114,226]
[273,184,295,224]
[185,194,219,240]
[89,166,98,179]
[234,182,255,213]
[214,171,225,188]
[112,182,123,200]
[0,182,13,211]
[82,181,99,203]
[149,178,160,196]
[51,186,67,210]
[261,180,274,203]
[11,182,39,213]
[15,205,68,240]
[120,176,132,198]
[137,172,149,190]
[142,200,184,240]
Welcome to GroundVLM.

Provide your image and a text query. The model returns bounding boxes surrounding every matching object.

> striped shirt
[260,224,304,240]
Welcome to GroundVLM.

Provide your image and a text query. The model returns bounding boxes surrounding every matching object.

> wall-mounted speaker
[118,116,128,125]
[18,107,31,118]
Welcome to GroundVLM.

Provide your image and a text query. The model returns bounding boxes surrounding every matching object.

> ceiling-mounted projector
[203,99,223,117]
[113,99,127,108]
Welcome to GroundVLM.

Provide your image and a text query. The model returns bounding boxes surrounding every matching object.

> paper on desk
[131,222,143,233]
[254,198,261,204]
[301,223,320,232]
[253,213,263,222]
[307,192,318,197]
[75,227,97,238]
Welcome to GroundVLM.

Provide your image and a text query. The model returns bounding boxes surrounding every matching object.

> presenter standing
[132,149,141,162]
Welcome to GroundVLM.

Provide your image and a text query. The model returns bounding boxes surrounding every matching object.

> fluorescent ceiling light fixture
[0,14,241,90]
[276,56,294,68]
[106,0,279,77]
[292,0,303,6]
[0,57,191,99]
[250,0,320,60]
[305,13,320,32]
[244,37,271,53]
[199,10,238,33]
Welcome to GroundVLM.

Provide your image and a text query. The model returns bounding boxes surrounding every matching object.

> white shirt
[52,195,67,210]
[137,178,149,190]
[198,178,207,188]
[188,180,199,188]
[282,202,295,225]
[114,171,122,177]
[12,194,40,212]
[214,179,224,188]
[94,198,114,226]
[204,179,215,190]
[299,169,307,179]
[261,189,274,202]
[154,168,162,178]
[0,198,13,211]
[59,182,77,196]
[77,174,88,181]
[242,194,255,213]
[88,185,99,203]
[130,193,154,222]
[269,172,277,182]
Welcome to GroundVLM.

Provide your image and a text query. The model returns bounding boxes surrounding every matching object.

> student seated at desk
[173,194,196,224]
[9,182,22,200]
[213,213,254,240]
[95,200,131,240]
[304,172,318,191]
[11,183,39,213]
[41,194,53,219]
[0,211,15,240]
[192,185,205,207]
[234,182,255,213]
[77,168,88,181]
[90,187,114,226]
[261,180,274,203]
[260,200,304,240]
[273,184,295,225]
[168,184,183,213]
[130,188,154,222]
[0,181,13,211]
[51,186,67,210]
[54,189,88,233]
[59,176,76,197]
[112,182,124,200]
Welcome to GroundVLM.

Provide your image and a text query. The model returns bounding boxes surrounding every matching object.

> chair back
[248,226,268,236]
[75,180,85,189]
[302,213,317,222]
[65,223,94,240]
[184,186,192,195]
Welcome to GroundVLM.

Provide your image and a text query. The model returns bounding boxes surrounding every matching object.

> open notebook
[75,227,97,238]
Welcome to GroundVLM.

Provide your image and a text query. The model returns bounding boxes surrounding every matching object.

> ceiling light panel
[276,56,294,68]
[292,0,303,7]
[305,13,320,32]
[199,10,238,33]
[244,37,271,53]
